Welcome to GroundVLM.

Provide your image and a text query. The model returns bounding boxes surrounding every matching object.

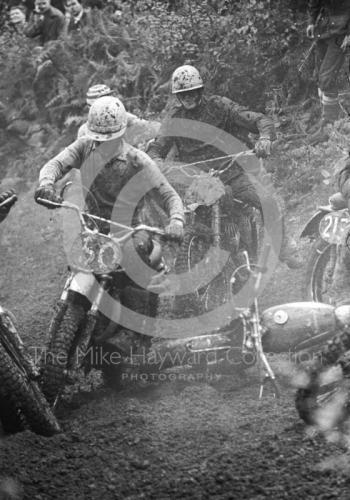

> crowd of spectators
[1,0,182,120]
[7,0,97,43]
[6,0,180,42]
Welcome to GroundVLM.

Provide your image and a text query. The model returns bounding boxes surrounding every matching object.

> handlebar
[0,194,17,209]
[164,150,255,178]
[36,198,165,239]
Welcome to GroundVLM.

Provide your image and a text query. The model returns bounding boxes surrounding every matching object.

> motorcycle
[38,197,169,405]
[36,198,350,428]
[163,150,260,315]
[146,246,350,427]
[300,191,349,303]
[0,194,60,436]
[0,307,61,436]
[298,193,350,430]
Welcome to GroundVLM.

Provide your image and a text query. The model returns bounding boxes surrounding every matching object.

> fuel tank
[261,302,338,353]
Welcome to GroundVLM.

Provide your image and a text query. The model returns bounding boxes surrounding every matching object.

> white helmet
[86,96,127,141]
[86,84,112,106]
[171,65,204,94]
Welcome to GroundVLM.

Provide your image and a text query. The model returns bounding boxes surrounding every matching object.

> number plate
[319,210,349,244]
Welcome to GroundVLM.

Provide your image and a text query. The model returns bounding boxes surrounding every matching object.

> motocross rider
[306,0,350,144]
[35,95,184,233]
[147,64,301,268]
[34,96,185,349]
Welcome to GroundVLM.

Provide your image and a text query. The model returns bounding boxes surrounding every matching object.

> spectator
[18,0,65,15]
[7,0,34,20]
[24,0,65,45]
[9,5,27,30]
[306,0,350,144]
[65,0,91,32]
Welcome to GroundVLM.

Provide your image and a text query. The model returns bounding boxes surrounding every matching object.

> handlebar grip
[0,194,17,208]
[36,197,62,208]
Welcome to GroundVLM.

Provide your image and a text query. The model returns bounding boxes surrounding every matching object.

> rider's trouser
[315,36,345,123]
[316,36,346,97]
[229,171,286,263]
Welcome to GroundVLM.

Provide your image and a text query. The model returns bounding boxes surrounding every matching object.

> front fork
[47,273,74,341]
[240,300,280,399]
[69,274,112,372]
[37,273,74,371]
[211,203,221,247]
[45,270,113,374]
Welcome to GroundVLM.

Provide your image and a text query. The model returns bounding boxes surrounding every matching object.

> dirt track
[1,188,350,499]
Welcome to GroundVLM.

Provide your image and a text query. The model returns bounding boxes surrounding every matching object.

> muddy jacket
[147,95,275,175]
[24,6,65,45]
[39,138,184,230]
[308,0,350,38]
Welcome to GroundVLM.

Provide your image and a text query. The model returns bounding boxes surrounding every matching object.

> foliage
[0,0,310,118]
[0,0,338,199]
[266,117,350,201]
[122,0,309,111]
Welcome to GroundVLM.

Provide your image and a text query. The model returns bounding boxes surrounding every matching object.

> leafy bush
[0,0,309,119]
[0,0,337,197]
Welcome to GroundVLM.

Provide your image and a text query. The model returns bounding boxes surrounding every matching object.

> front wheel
[295,328,350,429]
[174,223,227,316]
[174,220,256,317]
[41,302,86,404]
[302,237,337,303]
[0,337,60,436]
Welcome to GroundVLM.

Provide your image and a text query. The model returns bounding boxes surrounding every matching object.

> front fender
[300,208,331,239]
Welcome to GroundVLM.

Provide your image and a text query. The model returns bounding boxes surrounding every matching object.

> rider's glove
[34,184,60,209]
[165,218,184,244]
[255,138,271,159]
[0,189,17,222]
[0,189,17,210]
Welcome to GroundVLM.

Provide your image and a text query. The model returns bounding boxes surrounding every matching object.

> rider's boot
[307,93,340,146]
